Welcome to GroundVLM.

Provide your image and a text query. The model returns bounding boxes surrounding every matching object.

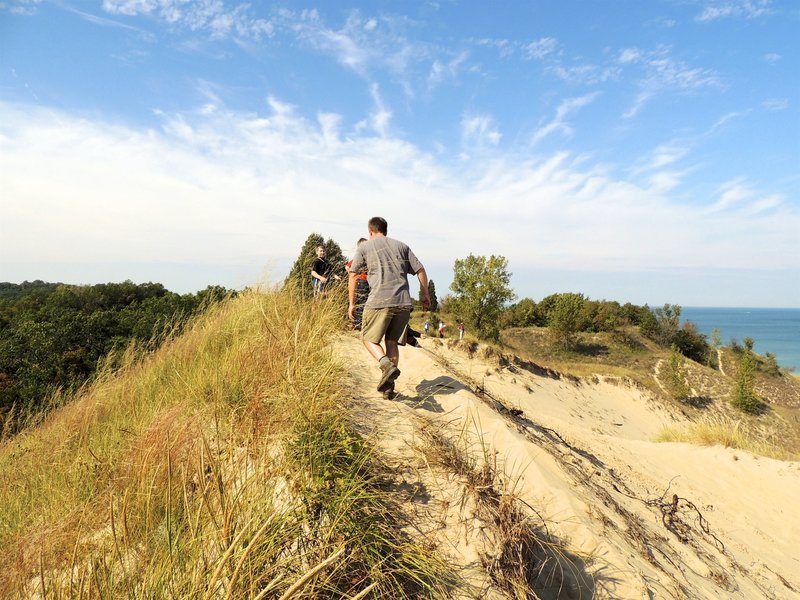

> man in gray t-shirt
[348,217,431,397]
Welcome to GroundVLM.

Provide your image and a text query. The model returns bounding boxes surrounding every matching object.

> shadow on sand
[393,376,470,412]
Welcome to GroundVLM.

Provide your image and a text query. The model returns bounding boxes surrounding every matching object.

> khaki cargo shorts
[361,306,411,345]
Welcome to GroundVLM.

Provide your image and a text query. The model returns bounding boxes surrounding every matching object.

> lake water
[680,307,800,371]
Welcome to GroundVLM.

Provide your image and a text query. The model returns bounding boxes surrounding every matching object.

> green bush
[730,351,762,414]
[547,293,586,350]
[664,346,690,401]
[673,322,710,364]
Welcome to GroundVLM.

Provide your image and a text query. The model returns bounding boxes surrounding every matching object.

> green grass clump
[0,286,453,598]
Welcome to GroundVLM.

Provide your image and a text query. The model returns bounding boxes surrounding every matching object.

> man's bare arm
[347,272,358,320]
[417,267,431,310]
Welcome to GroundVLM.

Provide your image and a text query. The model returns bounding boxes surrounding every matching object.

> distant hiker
[345,238,370,330]
[311,244,339,297]
[423,319,430,336]
[458,321,465,340]
[438,321,446,338]
[348,217,430,400]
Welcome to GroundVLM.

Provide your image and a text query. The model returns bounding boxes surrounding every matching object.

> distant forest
[0,280,232,435]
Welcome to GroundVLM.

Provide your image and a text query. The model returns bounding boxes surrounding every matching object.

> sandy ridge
[337,333,800,599]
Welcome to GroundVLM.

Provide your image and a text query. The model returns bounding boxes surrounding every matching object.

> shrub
[673,322,710,364]
[760,352,781,376]
[664,345,690,401]
[730,351,762,414]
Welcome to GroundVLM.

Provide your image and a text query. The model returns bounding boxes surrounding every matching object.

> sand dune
[337,333,800,599]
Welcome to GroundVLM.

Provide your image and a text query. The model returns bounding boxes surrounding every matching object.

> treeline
[0,280,232,432]
[281,238,712,367]
[497,293,711,363]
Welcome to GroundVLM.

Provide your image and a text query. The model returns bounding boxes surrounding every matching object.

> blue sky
[1,0,798,307]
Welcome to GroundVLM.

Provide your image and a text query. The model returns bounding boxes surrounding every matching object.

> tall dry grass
[0,286,452,598]
[655,417,800,461]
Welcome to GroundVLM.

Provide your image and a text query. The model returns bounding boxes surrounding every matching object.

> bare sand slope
[336,333,800,599]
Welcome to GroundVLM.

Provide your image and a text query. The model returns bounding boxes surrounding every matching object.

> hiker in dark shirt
[311,245,339,296]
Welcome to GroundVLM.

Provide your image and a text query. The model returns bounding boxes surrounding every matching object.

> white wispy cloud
[473,37,514,58]
[632,142,696,193]
[63,4,150,34]
[365,83,392,137]
[647,170,686,193]
[101,0,274,40]
[705,179,782,215]
[2,0,41,16]
[618,48,643,64]
[427,51,470,87]
[762,98,789,111]
[695,0,772,22]
[523,37,557,60]
[647,145,689,170]
[290,8,431,84]
[711,110,748,130]
[292,9,371,73]
[651,16,677,28]
[548,63,620,85]
[763,52,781,63]
[622,47,722,118]
[471,36,558,61]
[532,93,600,145]
[460,114,502,150]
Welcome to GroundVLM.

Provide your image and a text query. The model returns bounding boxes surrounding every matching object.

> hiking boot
[382,382,397,400]
[377,361,400,392]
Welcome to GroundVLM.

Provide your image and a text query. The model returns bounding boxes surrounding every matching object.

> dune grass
[655,417,800,461]
[0,286,454,598]
[415,418,594,599]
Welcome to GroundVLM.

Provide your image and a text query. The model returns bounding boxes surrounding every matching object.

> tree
[640,303,681,347]
[284,233,346,297]
[424,280,439,312]
[449,254,514,340]
[547,292,586,350]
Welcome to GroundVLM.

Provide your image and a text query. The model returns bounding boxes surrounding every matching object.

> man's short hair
[368,217,388,235]
[316,244,325,251]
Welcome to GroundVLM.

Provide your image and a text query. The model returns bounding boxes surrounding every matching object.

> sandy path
[336,333,800,599]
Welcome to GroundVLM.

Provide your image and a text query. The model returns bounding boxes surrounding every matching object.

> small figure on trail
[347,217,430,400]
[423,319,430,336]
[458,321,465,340]
[345,238,369,330]
[311,245,339,297]
[438,321,446,338]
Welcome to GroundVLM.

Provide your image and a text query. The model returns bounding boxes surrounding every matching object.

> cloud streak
[695,0,772,22]
[532,93,600,145]
[101,0,274,39]
[621,47,722,117]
